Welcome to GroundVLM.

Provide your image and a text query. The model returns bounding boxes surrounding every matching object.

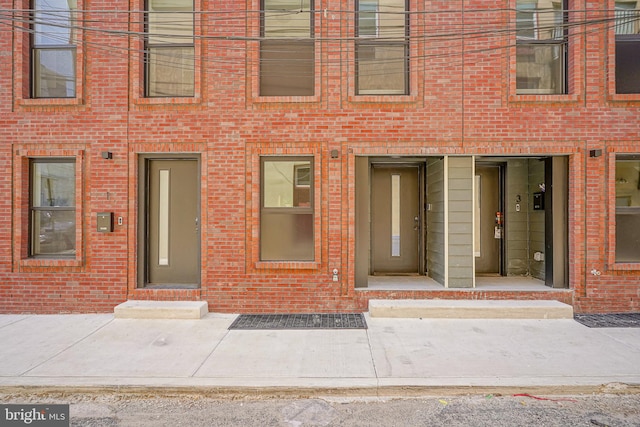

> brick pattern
[0,0,639,314]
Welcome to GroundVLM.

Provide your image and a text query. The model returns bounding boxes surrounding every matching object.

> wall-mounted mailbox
[97,212,114,232]
[533,192,544,210]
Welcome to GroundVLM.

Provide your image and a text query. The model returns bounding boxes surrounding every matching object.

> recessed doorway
[138,156,200,288]
[370,163,423,275]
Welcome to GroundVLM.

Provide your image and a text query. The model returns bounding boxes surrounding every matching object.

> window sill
[16,97,84,108]
[347,93,417,105]
[255,261,320,270]
[252,95,321,105]
[610,263,640,272]
[607,93,640,103]
[133,96,201,107]
[508,93,581,104]
[19,257,83,269]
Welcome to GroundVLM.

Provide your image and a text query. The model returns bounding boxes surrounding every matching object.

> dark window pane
[356,43,406,94]
[516,44,565,94]
[615,38,640,94]
[616,211,640,262]
[294,164,311,187]
[147,46,195,97]
[615,158,640,262]
[261,213,313,261]
[260,40,314,96]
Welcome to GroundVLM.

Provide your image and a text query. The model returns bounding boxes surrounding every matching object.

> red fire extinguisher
[494,212,503,239]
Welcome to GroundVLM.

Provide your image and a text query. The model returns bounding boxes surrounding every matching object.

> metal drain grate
[229,313,367,330]
[574,313,640,328]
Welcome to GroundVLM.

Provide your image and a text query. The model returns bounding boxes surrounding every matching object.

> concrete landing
[368,299,573,319]
[114,300,209,319]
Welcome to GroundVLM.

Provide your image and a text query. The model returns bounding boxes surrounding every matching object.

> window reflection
[261,158,314,261]
[30,161,76,256]
[515,0,566,95]
[145,0,195,97]
[615,156,640,262]
[260,0,314,96]
[32,0,77,97]
[615,1,640,93]
[356,0,408,95]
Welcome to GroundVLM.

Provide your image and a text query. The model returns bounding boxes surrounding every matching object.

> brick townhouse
[0,0,638,314]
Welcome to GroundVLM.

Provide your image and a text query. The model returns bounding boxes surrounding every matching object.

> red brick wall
[0,0,638,314]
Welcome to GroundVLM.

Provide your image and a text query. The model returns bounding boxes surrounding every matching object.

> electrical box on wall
[533,192,544,210]
[97,212,114,232]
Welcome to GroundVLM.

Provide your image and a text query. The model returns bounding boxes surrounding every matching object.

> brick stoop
[114,300,209,319]
[369,299,574,319]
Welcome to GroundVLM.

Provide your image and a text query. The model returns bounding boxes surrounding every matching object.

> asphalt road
[2,391,640,426]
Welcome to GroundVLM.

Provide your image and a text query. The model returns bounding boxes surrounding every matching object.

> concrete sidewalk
[1,313,639,395]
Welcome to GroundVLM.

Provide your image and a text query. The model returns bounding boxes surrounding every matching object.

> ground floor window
[260,157,314,261]
[29,159,76,257]
[615,154,640,263]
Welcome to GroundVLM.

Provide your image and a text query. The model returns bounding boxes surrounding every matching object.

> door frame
[475,161,506,276]
[137,154,201,288]
[369,159,426,276]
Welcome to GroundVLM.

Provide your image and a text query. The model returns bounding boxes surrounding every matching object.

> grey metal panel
[426,158,445,285]
[355,157,370,287]
[449,189,473,201]
[505,159,530,276]
[528,158,546,280]
[551,156,568,288]
[447,157,473,287]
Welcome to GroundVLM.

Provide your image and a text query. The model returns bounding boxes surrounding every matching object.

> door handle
[195,217,199,232]
[413,216,419,231]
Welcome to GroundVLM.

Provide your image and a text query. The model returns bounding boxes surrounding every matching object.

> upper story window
[615,155,640,263]
[145,0,195,97]
[31,0,77,98]
[260,0,315,96]
[515,0,567,95]
[614,1,640,94]
[355,0,408,95]
[29,159,76,257]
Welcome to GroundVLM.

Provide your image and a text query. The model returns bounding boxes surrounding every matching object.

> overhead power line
[0,7,637,78]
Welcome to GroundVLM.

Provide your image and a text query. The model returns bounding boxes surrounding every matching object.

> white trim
[158,169,170,266]
[471,156,476,288]
[443,156,449,288]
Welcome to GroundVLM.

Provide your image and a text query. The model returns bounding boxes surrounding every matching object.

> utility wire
[0,8,636,79]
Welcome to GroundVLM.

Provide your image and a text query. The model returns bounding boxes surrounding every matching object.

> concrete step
[368,299,573,319]
[114,300,208,319]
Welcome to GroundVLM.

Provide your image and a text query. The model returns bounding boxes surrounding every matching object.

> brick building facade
[0,0,638,314]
